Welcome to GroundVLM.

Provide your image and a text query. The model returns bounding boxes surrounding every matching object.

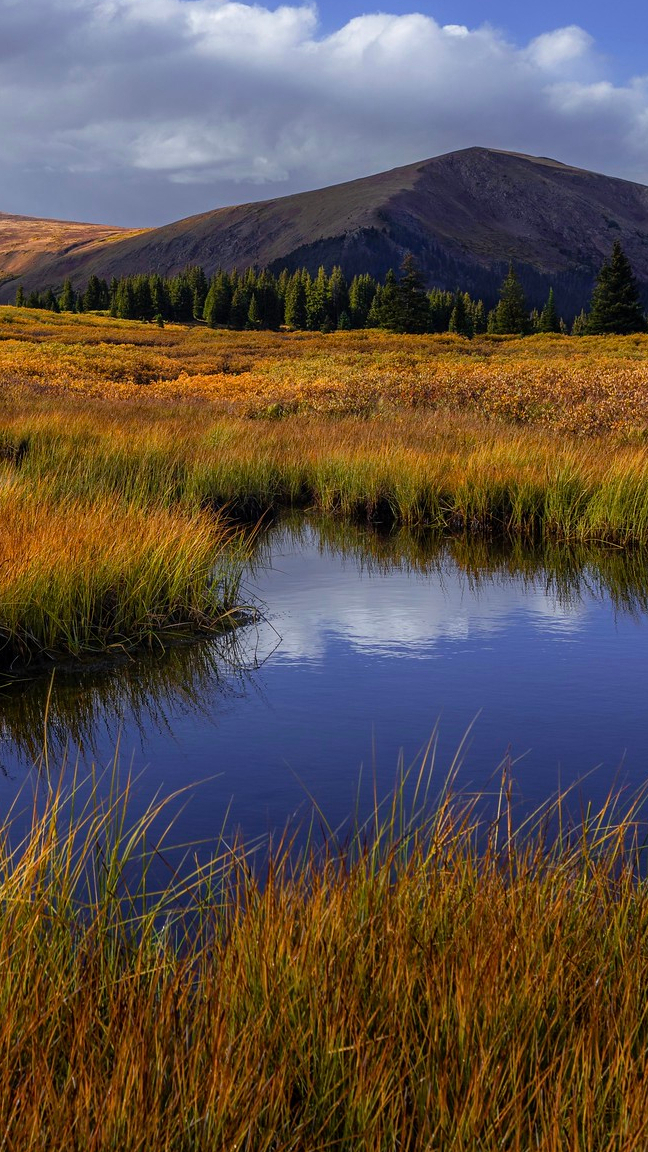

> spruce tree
[229,286,249,330]
[537,288,561,333]
[328,266,349,327]
[83,274,104,311]
[377,270,401,330]
[492,264,529,335]
[306,266,329,331]
[203,272,232,328]
[586,241,647,334]
[59,279,76,313]
[15,286,25,307]
[396,254,429,334]
[247,294,261,329]
[428,288,454,333]
[448,290,473,337]
[471,299,487,334]
[348,274,377,328]
[284,274,307,329]
[572,310,588,336]
[43,288,60,313]
[365,285,384,328]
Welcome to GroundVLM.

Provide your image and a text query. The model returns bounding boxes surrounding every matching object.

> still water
[2,518,648,852]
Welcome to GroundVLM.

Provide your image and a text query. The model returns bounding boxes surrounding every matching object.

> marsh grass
[0,476,245,670]
[7,404,648,541]
[2,757,648,1150]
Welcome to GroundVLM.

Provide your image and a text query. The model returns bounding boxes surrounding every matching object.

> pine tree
[59,279,76,313]
[133,275,153,321]
[229,286,249,330]
[203,272,232,328]
[83,274,105,311]
[306,266,329,331]
[471,299,487,334]
[586,241,647,334]
[328,266,349,327]
[15,286,25,307]
[366,285,384,328]
[448,290,473,338]
[428,288,454,333]
[43,288,60,313]
[149,274,170,320]
[377,270,401,330]
[348,274,377,328]
[571,309,588,336]
[284,273,307,329]
[396,254,429,334]
[247,294,261,329]
[169,275,194,323]
[537,287,560,333]
[112,279,136,320]
[492,264,529,335]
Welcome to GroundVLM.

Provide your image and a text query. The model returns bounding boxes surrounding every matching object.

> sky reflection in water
[1,519,647,852]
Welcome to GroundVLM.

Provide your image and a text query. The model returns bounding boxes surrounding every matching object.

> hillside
[0,212,141,291]
[2,148,648,314]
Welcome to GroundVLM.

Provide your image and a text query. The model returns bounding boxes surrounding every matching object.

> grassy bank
[2,770,648,1150]
[5,404,648,543]
[0,479,243,671]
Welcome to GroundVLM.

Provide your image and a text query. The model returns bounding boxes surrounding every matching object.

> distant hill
[2,148,648,315]
[0,212,141,291]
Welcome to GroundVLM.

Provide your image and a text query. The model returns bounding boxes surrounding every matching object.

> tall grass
[2,762,648,1149]
[0,477,244,670]
[6,404,648,542]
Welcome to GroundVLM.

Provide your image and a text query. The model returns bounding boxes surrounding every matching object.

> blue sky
[1,0,647,225]
[314,0,644,78]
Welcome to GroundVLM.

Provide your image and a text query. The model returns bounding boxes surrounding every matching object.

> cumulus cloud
[1,0,647,225]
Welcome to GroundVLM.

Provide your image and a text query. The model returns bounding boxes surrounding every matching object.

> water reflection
[268,515,648,616]
[0,517,647,845]
[0,628,261,769]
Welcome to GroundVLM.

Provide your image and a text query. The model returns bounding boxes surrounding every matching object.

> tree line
[13,241,647,336]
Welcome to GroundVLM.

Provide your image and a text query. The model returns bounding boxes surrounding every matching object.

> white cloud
[244,529,587,667]
[0,0,647,225]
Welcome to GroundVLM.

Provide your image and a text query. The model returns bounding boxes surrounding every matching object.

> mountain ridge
[2,147,648,315]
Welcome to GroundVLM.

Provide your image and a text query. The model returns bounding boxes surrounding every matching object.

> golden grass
[0,476,242,669]
[2,764,648,1150]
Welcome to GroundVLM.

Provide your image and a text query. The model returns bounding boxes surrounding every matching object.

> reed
[2,762,648,1149]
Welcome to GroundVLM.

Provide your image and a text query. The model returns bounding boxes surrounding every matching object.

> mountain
[2,148,648,315]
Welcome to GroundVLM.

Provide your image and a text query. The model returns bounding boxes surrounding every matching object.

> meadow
[4,307,648,1147]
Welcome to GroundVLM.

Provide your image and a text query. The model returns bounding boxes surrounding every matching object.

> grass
[6,403,648,541]
[2,761,648,1149]
[0,476,244,671]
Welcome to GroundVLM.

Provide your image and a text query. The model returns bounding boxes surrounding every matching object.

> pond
[1,517,648,856]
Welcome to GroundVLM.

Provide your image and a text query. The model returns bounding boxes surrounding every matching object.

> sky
[1,0,647,227]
